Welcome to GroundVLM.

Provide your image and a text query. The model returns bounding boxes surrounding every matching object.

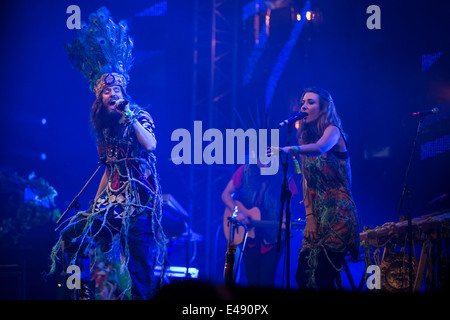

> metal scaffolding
[191,0,239,280]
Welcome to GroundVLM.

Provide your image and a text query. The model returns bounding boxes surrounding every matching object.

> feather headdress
[65,7,134,98]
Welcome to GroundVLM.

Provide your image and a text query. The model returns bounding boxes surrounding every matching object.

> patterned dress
[300,138,359,284]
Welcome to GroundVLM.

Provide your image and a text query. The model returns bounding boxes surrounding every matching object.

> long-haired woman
[269,87,359,290]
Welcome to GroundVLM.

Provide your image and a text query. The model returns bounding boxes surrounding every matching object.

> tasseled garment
[50,109,166,297]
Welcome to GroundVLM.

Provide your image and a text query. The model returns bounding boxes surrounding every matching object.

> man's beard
[97,105,123,135]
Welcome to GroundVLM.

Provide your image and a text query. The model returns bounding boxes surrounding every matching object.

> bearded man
[50,7,166,300]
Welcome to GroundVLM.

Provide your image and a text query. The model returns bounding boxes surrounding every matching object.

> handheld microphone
[116,99,129,111]
[277,112,308,128]
[409,108,439,117]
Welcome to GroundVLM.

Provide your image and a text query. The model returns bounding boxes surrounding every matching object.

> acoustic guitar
[223,200,306,246]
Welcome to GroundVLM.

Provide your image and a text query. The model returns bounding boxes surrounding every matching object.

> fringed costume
[49,7,166,300]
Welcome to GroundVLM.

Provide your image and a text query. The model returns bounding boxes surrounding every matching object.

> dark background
[0,0,449,298]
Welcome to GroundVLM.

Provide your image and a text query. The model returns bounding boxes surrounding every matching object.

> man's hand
[113,99,130,114]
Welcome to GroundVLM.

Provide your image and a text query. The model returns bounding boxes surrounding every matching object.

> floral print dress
[300,140,359,284]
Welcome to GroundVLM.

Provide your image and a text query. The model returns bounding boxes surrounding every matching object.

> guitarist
[221,162,298,287]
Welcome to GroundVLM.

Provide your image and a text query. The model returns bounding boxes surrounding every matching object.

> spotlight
[40,153,47,161]
[306,11,311,21]
[41,118,47,125]
[296,13,301,21]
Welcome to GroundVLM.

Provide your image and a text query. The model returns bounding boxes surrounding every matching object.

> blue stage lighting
[265,1,310,110]
[422,52,443,72]
[421,135,450,160]
[135,1,167,17]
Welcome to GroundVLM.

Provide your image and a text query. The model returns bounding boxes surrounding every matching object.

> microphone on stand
[228,206,243,244]
[428,193,447,206]
[408,108,439,117]
[277,112,308,128]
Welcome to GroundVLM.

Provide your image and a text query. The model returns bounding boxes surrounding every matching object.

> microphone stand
[185,200,193,279]
[397,116,424,292]
[224,215,247,286]
[56,162,104,224]
[276,123,292,290]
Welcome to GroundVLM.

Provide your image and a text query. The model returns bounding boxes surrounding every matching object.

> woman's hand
[267,146,291,156]
[303,215,319,242]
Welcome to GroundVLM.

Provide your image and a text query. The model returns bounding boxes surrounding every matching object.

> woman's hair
[297,87,344,144]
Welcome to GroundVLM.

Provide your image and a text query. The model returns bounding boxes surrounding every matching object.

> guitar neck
[250,220,279,228]
[250,220,305,230]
